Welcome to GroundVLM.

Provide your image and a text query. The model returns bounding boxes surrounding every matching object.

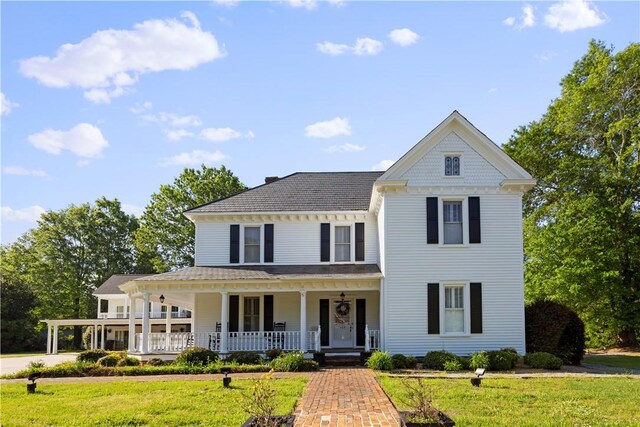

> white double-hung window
[244,226,261,263]
[334,225,351,262]
[444,285,465,333]
[443,201,463,244]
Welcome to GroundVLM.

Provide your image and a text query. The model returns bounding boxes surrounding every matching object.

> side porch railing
[364,326,380,352]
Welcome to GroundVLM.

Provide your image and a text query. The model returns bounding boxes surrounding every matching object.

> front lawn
[0,377,307,426]
[584,354,640,370]
[378,375,640,426]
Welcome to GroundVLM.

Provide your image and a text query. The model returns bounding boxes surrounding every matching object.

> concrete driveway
[0,353,79,375]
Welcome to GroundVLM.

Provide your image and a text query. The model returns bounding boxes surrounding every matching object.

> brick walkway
[294,368,401,427]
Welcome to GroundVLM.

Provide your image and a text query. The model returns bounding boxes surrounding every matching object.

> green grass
[0,377,307,426]
[378,375,640,426]
[584,354,640,370]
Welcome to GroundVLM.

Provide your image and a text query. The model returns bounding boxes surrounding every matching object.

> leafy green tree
[504,41,640,347]
[135,165,247,272]
[26,197,142,347]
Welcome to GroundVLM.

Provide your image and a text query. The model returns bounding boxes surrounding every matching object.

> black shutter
[264,224,274,263]
[470,282,483,333]
[426,197,439,244]
[264,295,274,331]
[230,225,240,263]
[319,299,329,346]
[469,197,481,244]
[356,299,366,346]
[320,223,330,262]
[229,295,239,332]
[355,222,365,261]
[427,283,440,334]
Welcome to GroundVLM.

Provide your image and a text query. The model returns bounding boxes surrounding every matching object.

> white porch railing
[364,326,381,351]
[136,330,320,353]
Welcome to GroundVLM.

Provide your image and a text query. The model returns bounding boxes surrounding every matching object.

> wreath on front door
[336,302,351,316]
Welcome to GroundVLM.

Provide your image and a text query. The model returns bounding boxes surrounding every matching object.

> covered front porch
[120,265,384,356]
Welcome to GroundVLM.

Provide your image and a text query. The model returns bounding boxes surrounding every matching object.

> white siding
[195,216,378,266]
[399,132,506,187]
[383,192,525,355]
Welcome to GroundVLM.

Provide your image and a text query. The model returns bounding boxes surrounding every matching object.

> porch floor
[294,368,401,427]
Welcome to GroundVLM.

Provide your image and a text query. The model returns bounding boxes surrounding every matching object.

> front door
[332,299,353,347]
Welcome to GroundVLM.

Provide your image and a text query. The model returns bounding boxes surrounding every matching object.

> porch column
[128,295,137,352]
[379,278,385,351]
[142,293,150,354]
[220,292,228,354]
[165,304,172,351]
[101,324,106,350]
[92,325,98,349]
[46,324,52,355]
[52,325,59,355]
[299,291,307,352]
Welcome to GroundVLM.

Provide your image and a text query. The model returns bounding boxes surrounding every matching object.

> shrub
[366,351,393,371]
[391,354,417,370]
[525,352,563,370]
[77,349,108,363]
[265,349,282,361]
[469,351,490,370]
[443,359,463,371]
[226,352,263,365]
[526,300,585,365]
[422,351,460,370]
[28,360,45,369]
[175,347,219,366]
[117,356,141,367]
[486,350,517,371]
[146,358,166,366]
[97,354,121,367]
[271,351,306,372]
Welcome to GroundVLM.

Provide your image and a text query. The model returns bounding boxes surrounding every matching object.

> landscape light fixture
[159,294,165,304]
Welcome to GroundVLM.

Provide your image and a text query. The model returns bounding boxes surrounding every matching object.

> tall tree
[504,41,640,346]
[28,197,141,347]
[135,165,247,272]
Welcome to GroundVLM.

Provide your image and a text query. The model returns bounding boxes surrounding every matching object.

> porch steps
[324,352,362,367]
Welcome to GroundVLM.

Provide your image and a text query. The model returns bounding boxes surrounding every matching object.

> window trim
[439,197,469,247]
[443,153,463,178]
[330,223,359,264]
[439,281,471,337]
[241,224,264,264]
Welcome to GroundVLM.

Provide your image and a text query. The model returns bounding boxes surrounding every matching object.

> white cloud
[121,203,144,217]
[488,87,498,94]
[1,205,46,222]
[535,51,556,63]
[160,150,227,166]
[327,0,346,7]
[371,160,395,171]
[544,0,607,32]
[199,127,254,142]
[316,42,351,56]
[20,12,224,104]
[325,143,365,153]
[388,28,420,47]
[316,37,383,56]
[142,112,202,127]
[1,92,19,115]
[305,117,352,139]
[129,101,153,114]
[165,129,195,141]
[213,0,240,7]
[28,123,109,159]
[353,38,384,56]
[2,166,47,177]
[504,4,536,30]
[283,0,317,10]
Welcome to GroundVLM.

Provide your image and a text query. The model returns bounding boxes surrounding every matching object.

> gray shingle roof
[94,274,152,295]
[135,265,381,281]
[185,172,383,214]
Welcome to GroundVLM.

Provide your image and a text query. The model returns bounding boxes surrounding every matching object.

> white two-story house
[44,111,535,357]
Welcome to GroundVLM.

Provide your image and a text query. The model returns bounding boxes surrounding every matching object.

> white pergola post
[46,324,52,355]
[300,290,307,352]
[220,292,228,354]
[165,304,172,351]
[128,295,137,352]
[92,325,98,350]
[52,325,59,355]
[141,293,150,354]
[101,325,106,350]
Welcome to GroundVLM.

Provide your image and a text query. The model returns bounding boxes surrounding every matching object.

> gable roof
[379,110,534,182]
[94,274,151,295]
[185,172,383,215]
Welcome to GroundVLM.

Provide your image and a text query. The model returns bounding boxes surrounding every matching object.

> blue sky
[2,0,638,244]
